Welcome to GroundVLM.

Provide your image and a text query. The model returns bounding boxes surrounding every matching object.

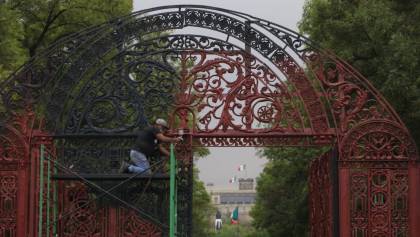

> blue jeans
[128,150,151,174]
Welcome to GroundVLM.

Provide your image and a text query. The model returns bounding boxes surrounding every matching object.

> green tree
[252,2,420,236]
[0,0,132,80]
[299,0,420,146]
[0,4,26,79]
[250,147,327,237]
[192,167,215,237]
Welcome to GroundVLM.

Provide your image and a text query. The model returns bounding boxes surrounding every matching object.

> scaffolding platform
[52,173,170,180]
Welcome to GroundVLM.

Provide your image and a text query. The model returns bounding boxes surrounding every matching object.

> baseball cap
[155,118,169,128]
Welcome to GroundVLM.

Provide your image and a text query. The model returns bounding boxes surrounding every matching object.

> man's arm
[156,133,181,143]
[159,144,170,157]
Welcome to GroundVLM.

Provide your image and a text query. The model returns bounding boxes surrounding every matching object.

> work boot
[119,161,130,173]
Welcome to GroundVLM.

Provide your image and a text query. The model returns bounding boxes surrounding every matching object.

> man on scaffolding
[119,118,181,174]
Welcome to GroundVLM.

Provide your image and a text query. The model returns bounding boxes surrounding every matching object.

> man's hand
[156,133,183,143]
[172,136,183,143]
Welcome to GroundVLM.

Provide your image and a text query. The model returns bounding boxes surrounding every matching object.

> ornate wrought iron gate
[0,5,419,237]
[309,148,339,237]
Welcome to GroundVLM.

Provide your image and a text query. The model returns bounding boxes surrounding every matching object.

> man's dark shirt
[134,126,161,156]
[216,211,222,219]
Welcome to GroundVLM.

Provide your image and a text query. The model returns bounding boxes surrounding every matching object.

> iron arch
[0,5,418,237]
[0,6,413,142]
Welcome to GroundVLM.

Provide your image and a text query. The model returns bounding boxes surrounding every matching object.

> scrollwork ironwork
[55,137,137,174]
[171,50,305,133]
[350,169,408,237]
[196,134,333,147]
[309,150,335,237]
[60,183,107,237]
[121,210,162,237]
[340,120,417,162]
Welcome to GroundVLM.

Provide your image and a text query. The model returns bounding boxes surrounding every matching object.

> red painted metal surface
[408,162,420,237]
[53,182,163,237]
[0,113,32,237]
[347,169,408,236]
[309,150,335,237]
[338,120,416,237]
[339,168,351,237]
[170,50,331,140]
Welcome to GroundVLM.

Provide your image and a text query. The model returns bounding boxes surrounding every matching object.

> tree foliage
[0,4,26,79]
[192,167,215,237]
[251,147,327,237]
[0,1,218,235]
[0,0,132,80]
[299,0,420,146]
[252,2,419,236]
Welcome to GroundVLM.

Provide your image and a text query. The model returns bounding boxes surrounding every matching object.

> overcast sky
[133,0,306,189]
[133,1,305,31]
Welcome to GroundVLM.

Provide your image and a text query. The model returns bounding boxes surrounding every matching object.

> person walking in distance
[119,118,181,174]
[215,209,223,232]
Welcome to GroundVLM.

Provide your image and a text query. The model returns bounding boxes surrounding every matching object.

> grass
[208,222,269,237]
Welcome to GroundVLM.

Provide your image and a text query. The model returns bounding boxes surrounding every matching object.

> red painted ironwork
[119,209,162,237]
[56,179,165,237]
[340,120,417,162]
[0,112,37,237]
[309,149,335,237]
[408,162,420,237]
[339,167,351,237]
[59,183,107,237]
[172,51,308,134]
[0,173,18,236]
[349,169,408,237]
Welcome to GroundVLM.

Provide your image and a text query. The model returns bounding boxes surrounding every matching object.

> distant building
[219,192,256,204]
[207,179,256,225]
[238,178,254,190]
